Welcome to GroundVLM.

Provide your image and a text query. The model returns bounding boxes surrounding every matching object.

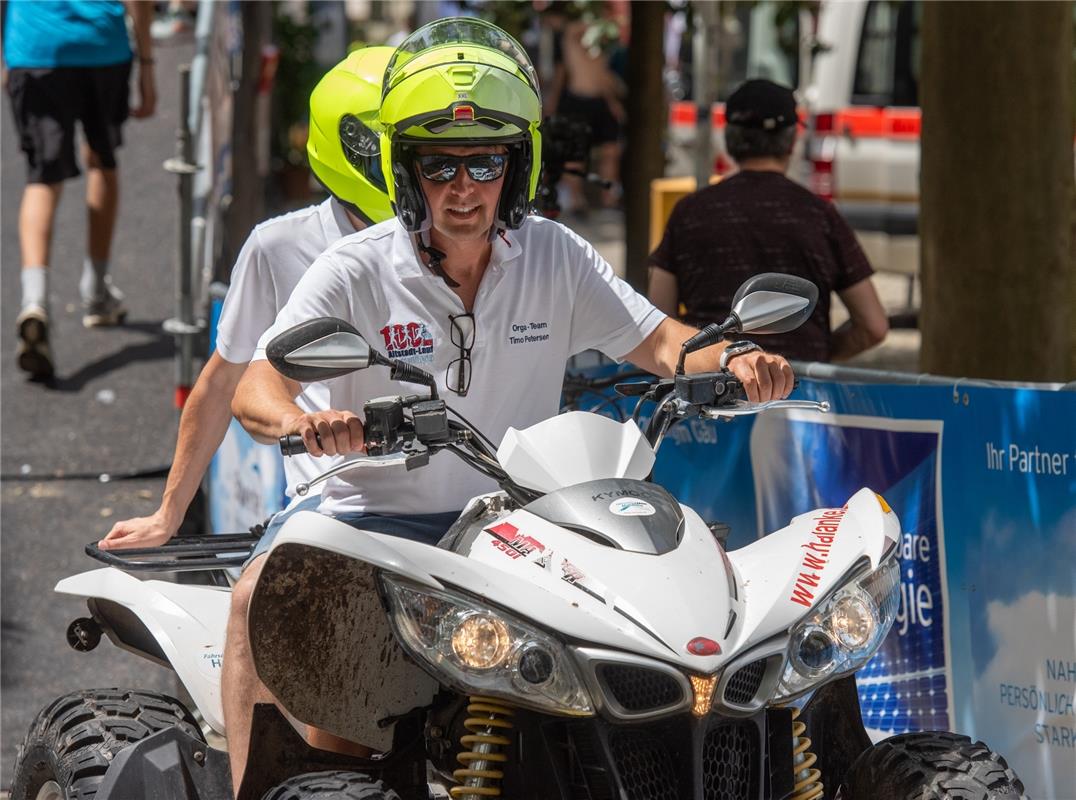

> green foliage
[271,4,323,166]
[478,0,619,53]
[481,0,533,42]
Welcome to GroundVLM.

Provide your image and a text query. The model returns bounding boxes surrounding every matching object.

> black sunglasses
[417,154,507,183]
[447,312,476,396]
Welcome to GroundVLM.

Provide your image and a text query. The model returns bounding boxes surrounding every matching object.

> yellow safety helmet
[378,19,543,232]
[307,46,395,225]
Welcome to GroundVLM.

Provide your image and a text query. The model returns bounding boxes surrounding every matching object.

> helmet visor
[383,18,540,103]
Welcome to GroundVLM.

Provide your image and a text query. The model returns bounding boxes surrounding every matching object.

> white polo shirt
[255,215,666,516]
[216,197,356,495]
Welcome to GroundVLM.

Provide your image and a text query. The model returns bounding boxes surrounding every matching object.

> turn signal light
[689,674,718,717]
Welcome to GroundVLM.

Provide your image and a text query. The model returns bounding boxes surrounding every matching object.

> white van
[665,1,921,293]
[801,0,921,287]
[664,2,811,178]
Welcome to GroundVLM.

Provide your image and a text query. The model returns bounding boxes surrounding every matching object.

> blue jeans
[246,501,461,567]
[332,509,462,545]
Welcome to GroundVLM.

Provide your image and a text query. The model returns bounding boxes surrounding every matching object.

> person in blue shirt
[4,0,156,381]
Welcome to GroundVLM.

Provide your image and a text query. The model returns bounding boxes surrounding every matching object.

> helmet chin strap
[417,233,460,288]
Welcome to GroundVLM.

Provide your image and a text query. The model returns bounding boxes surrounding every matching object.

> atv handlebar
[279,434,312,456]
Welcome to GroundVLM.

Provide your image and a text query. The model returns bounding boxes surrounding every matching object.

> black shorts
[7,61,132,184]
[557,89,621,146]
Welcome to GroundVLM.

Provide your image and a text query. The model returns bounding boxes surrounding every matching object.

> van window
[713,3,802,100]
[852,0,920,107]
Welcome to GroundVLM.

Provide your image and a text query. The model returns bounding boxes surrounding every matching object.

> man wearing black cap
[648,79,888,363]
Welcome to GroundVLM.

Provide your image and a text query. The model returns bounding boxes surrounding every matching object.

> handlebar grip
[279,434,314,456]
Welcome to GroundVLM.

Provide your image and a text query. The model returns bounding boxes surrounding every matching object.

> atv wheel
[10,688,204,800]
[261,771,401,800]
[837,731,1027,800]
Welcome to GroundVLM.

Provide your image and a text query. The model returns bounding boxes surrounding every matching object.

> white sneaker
[82,278,128,328]
[15,304,54,380]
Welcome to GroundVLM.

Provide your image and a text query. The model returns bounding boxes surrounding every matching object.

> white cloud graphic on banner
[969,591,1076,800]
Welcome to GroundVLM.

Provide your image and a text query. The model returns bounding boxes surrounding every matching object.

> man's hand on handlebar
[724,351,795,403]
[283,410,365,457]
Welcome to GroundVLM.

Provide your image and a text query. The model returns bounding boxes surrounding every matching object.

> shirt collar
[325,196,358,240]
[391,220,524,280]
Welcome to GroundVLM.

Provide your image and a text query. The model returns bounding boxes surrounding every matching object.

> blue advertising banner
[207,418,287,535]
[574,371,1075,799]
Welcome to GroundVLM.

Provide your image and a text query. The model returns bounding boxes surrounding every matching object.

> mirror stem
[390,361,438,399]
[676,317,738,375]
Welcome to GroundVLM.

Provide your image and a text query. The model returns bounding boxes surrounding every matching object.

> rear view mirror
[266,318,382,382]
[730,273,818,335]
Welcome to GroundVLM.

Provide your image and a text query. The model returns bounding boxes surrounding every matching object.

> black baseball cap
[726,79,797,130]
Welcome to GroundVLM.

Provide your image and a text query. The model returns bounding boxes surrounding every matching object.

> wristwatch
[719,340,760,370]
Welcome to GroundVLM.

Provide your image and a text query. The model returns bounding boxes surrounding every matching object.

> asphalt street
[1,39,197,788]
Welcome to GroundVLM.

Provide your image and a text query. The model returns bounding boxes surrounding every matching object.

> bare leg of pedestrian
[562,161,587,215]
[81,144,127,328]
[596,141,621,208]
[18,182,62,271]
[16,182,63,379]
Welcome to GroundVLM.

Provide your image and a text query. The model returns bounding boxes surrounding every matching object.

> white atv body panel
[497,411,656,493]
[271,510,726,668]
[55,569,230,734]
[728,487,901,651]
[276,487,896,678]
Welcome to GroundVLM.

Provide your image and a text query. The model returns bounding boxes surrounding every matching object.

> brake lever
[295,447,429,496]
[614,380,654,397]
[699,399,830,419]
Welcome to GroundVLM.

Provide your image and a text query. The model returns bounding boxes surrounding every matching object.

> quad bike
[10,275,1026,800]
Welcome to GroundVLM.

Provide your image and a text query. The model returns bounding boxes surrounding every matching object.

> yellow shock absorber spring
[789,705,824,800]
[450,696,516,799]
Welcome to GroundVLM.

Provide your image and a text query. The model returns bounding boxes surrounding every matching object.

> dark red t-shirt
[649,171,874,362]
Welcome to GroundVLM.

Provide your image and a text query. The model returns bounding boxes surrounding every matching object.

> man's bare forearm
[627,318,728,377]
[831,320,882,361]
[626,318,794,402]
[232,360,304,443]
[157,355,246,527]
[832,278,889,361]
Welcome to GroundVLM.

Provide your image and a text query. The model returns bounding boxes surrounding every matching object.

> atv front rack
[85,533,262,572]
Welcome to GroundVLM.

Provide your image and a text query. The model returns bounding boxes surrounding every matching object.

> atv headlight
[380,576,594,716]
[775,553,900,701]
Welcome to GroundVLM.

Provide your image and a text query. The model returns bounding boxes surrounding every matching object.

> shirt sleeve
[251,251,354,363]
[826,203,875,292]
[214,228,278,365]
[565,229,667,361]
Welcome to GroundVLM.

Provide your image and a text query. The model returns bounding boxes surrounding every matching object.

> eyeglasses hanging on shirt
[447,312,475,396]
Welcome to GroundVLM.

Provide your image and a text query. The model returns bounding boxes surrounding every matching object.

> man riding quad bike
[10,18,1026,800]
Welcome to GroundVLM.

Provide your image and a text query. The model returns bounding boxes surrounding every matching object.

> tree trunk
[920,1,1074,381]
[624,2,667,291]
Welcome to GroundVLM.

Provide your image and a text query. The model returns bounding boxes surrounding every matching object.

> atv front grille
[563,724,616,800]
[609,730,679,800]
[596,663,684,714]
[702,721,757,798]
[723,658,768,706]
